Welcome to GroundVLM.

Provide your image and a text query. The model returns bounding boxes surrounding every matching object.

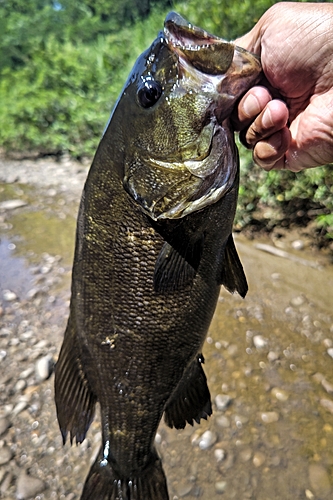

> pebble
[291,295,305,307]
[214,448,226,463]
[198,430,217,450]
[14,379,27,393]
[253,451,266,467]
[267,351,279,362]
[239,447,252,463]
[321,378,333,394]
[175,480,193,497]
[2,290,17,302]
[271,387,289,402]
[215,394,232,411]
[0,199,27,210]
[0,417,10,436]
[215,481,227,494]
[35,354,54,381]
[327,348,333,359]
[253,335,268,349]
[16,470,46,499]
[0,445,13,465]
[320,399,333,414]
[291,239,304,250]
[308,464,331,496]
[13,399,29,416]
[261,411,279,423]
[215,415,230,428]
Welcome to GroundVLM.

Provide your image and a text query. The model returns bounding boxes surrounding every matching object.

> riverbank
[1,156,333,499]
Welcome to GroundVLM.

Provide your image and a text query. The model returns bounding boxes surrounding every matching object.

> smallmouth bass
[55,12,261,500]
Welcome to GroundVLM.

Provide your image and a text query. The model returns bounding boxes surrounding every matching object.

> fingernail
[262,107,273,129]
[242,93,261,118]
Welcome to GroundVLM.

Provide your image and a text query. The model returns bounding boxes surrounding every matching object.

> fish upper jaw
[164,12,262,119]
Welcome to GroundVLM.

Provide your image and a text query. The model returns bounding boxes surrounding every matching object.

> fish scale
[54,11,261,500]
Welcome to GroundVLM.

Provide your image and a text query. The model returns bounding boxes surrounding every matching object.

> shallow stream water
[0,166,332,499]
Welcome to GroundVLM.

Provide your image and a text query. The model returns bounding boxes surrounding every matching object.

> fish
[54,11,261,500]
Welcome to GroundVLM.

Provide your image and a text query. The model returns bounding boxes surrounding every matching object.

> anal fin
[164,354,212,429]
[54,315,97,445]
[220,234,248,298]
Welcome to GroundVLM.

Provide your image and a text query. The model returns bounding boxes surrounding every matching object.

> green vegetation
[0,0,332,241]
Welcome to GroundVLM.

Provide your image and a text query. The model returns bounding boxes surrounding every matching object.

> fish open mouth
[164,12,235,75]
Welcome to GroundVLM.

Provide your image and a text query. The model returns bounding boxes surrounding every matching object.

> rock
[214,449,226,463]
[267,351,279,362]
[321,378,333,394]
[35,355,54,382]
[215,415,230,428]
[239,447,252,463]
[215,481,227,494]
[14,379,27,393]
[327,348,333,359]
[308,464,331,497]
[16,470,46,499]
[2,290,17,302]
[253,451,266,467]
[0,417,10,436]
[320,399,333,414]
[215,394,232,411]
[0,199,27,211]
[0,445,13,465]
[291,239,304,250]
[253,335,268,349]
[261,411,279,423]
[198,430,217,450]
[271,387,289,402]
[175,480,193,497]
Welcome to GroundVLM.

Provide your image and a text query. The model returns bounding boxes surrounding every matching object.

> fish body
[54,12,261,500]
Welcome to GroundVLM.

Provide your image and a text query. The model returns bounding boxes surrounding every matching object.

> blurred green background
[0,0,332,243]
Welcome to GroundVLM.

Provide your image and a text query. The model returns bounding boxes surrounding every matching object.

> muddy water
[1,177,333,500]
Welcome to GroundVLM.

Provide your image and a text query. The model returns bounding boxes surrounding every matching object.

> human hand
[233,2,333,172]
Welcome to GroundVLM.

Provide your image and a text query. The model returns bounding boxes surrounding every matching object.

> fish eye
[137,79,163,108]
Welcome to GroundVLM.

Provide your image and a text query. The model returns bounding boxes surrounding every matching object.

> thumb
[234,24,263,55]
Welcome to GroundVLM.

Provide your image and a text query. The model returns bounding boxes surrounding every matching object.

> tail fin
[81,448,169,500]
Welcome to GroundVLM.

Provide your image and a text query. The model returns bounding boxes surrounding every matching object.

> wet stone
[327,348,333,359]
[214,448,226,463]
[261,411,279,424]
[253,335,268,349]
[308,464,331,497]
[215,481,227,494]
[0,445,13,465]
[0,417,10,436]
[175,479,193,497]
[35,354,54,382]
[16,470,47,499]
[2,290,17,302]
[198,430,217,450]
[215,394,232,411]
[215,415,230,428]
[271,387,289,402]
[253,451,266,468]
[0,199,27,210]
[320,399,333,414]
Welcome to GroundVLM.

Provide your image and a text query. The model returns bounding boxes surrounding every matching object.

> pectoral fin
[54,315,97,445]
[154,242,197,293]
[164,354,212,429]
[219,234,248,298]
